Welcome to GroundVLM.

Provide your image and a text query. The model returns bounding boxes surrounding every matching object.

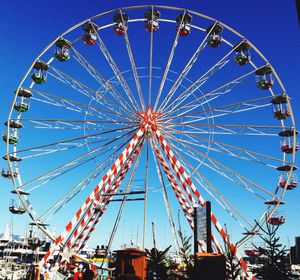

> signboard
[194,201,212,254]
[196,206,207,241]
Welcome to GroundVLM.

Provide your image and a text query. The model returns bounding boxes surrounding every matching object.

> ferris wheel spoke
[70,46,136,115]
[18,138,136,222]
[10,125,136,158]
[30,92,113,122]
[20,149,111,199]
[16,118,132,131]
[121,11,146,110]
[29,152,106,195]
[164,126,284,165]
[38,140,131,222]
[148,8,154,106]
[63,134,146,252]
[162,95,273,125]
[163,122,286,136]
[152,144,181,251]
[170,146,252,229]
[154,131,244,258]
[159,41,247,113]
[194,174,253,229]
[82,145,144,254]
[30,89,136,123]
[47,66,126,116]
[19,130,133,161]
[166,135,279,200]
[71,139,145,252]
[158,21,222,112]
[174,150,254,229]
[165,129,280,169]
[14,128,137,190]
[153,10,186,110]
[151,136,213,251]
[172,141,268,201]
[92,25,141,112]
[162,66,260,119]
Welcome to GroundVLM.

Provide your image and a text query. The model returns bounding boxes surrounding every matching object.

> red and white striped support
[151,139,219,253]
[155,130,254,279]
[71,141,144,251]
[39,128,146,267]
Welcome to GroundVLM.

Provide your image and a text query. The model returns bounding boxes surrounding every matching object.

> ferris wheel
[3,5,298,277]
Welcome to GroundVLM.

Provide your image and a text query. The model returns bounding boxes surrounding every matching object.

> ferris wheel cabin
[206,23,223,47]
[144,9,160,32]
[233,40,251,65]
[82,22,98,45]
[113,12,129,35]
[255,65,274,90]
[55,37,72,62]
[176,13,193,36]
[31,61,48,84]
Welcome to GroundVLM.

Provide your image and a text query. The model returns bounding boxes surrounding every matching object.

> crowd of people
[25,262,99,280]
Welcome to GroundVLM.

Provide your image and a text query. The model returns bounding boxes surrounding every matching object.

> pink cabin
[244,249,262,257]
[268,216,286,226]
[279,175,298,190]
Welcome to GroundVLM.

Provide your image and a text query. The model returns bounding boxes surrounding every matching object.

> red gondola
[280,142,299,154]
[273,109,291,120]
[144,9,160,32]
[176,13,192,36]
[113,12,129,35]
[244,249,262,257]
[279,175,298,190]
[82,22,98,45]
[268,216,286,226]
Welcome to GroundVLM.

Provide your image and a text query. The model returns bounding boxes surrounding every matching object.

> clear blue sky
[0,0,299,253]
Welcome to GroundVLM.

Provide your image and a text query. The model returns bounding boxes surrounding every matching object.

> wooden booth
[115,248,147,280]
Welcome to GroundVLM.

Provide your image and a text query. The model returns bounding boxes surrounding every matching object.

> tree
[146,245,172,280]
[177,228,194,279]
[222,225,241,279]
[223,239,241,279]
[253,220,296,280]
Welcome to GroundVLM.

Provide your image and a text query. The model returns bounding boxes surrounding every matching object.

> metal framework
[3,5,297,279]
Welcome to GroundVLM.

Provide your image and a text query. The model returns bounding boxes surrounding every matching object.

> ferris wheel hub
[137,106,161,136]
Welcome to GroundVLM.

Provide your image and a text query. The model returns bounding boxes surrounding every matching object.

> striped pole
[71,141,144,251]
[155,130,254,279]
[39,128,145,267]
[151,139,220,253]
